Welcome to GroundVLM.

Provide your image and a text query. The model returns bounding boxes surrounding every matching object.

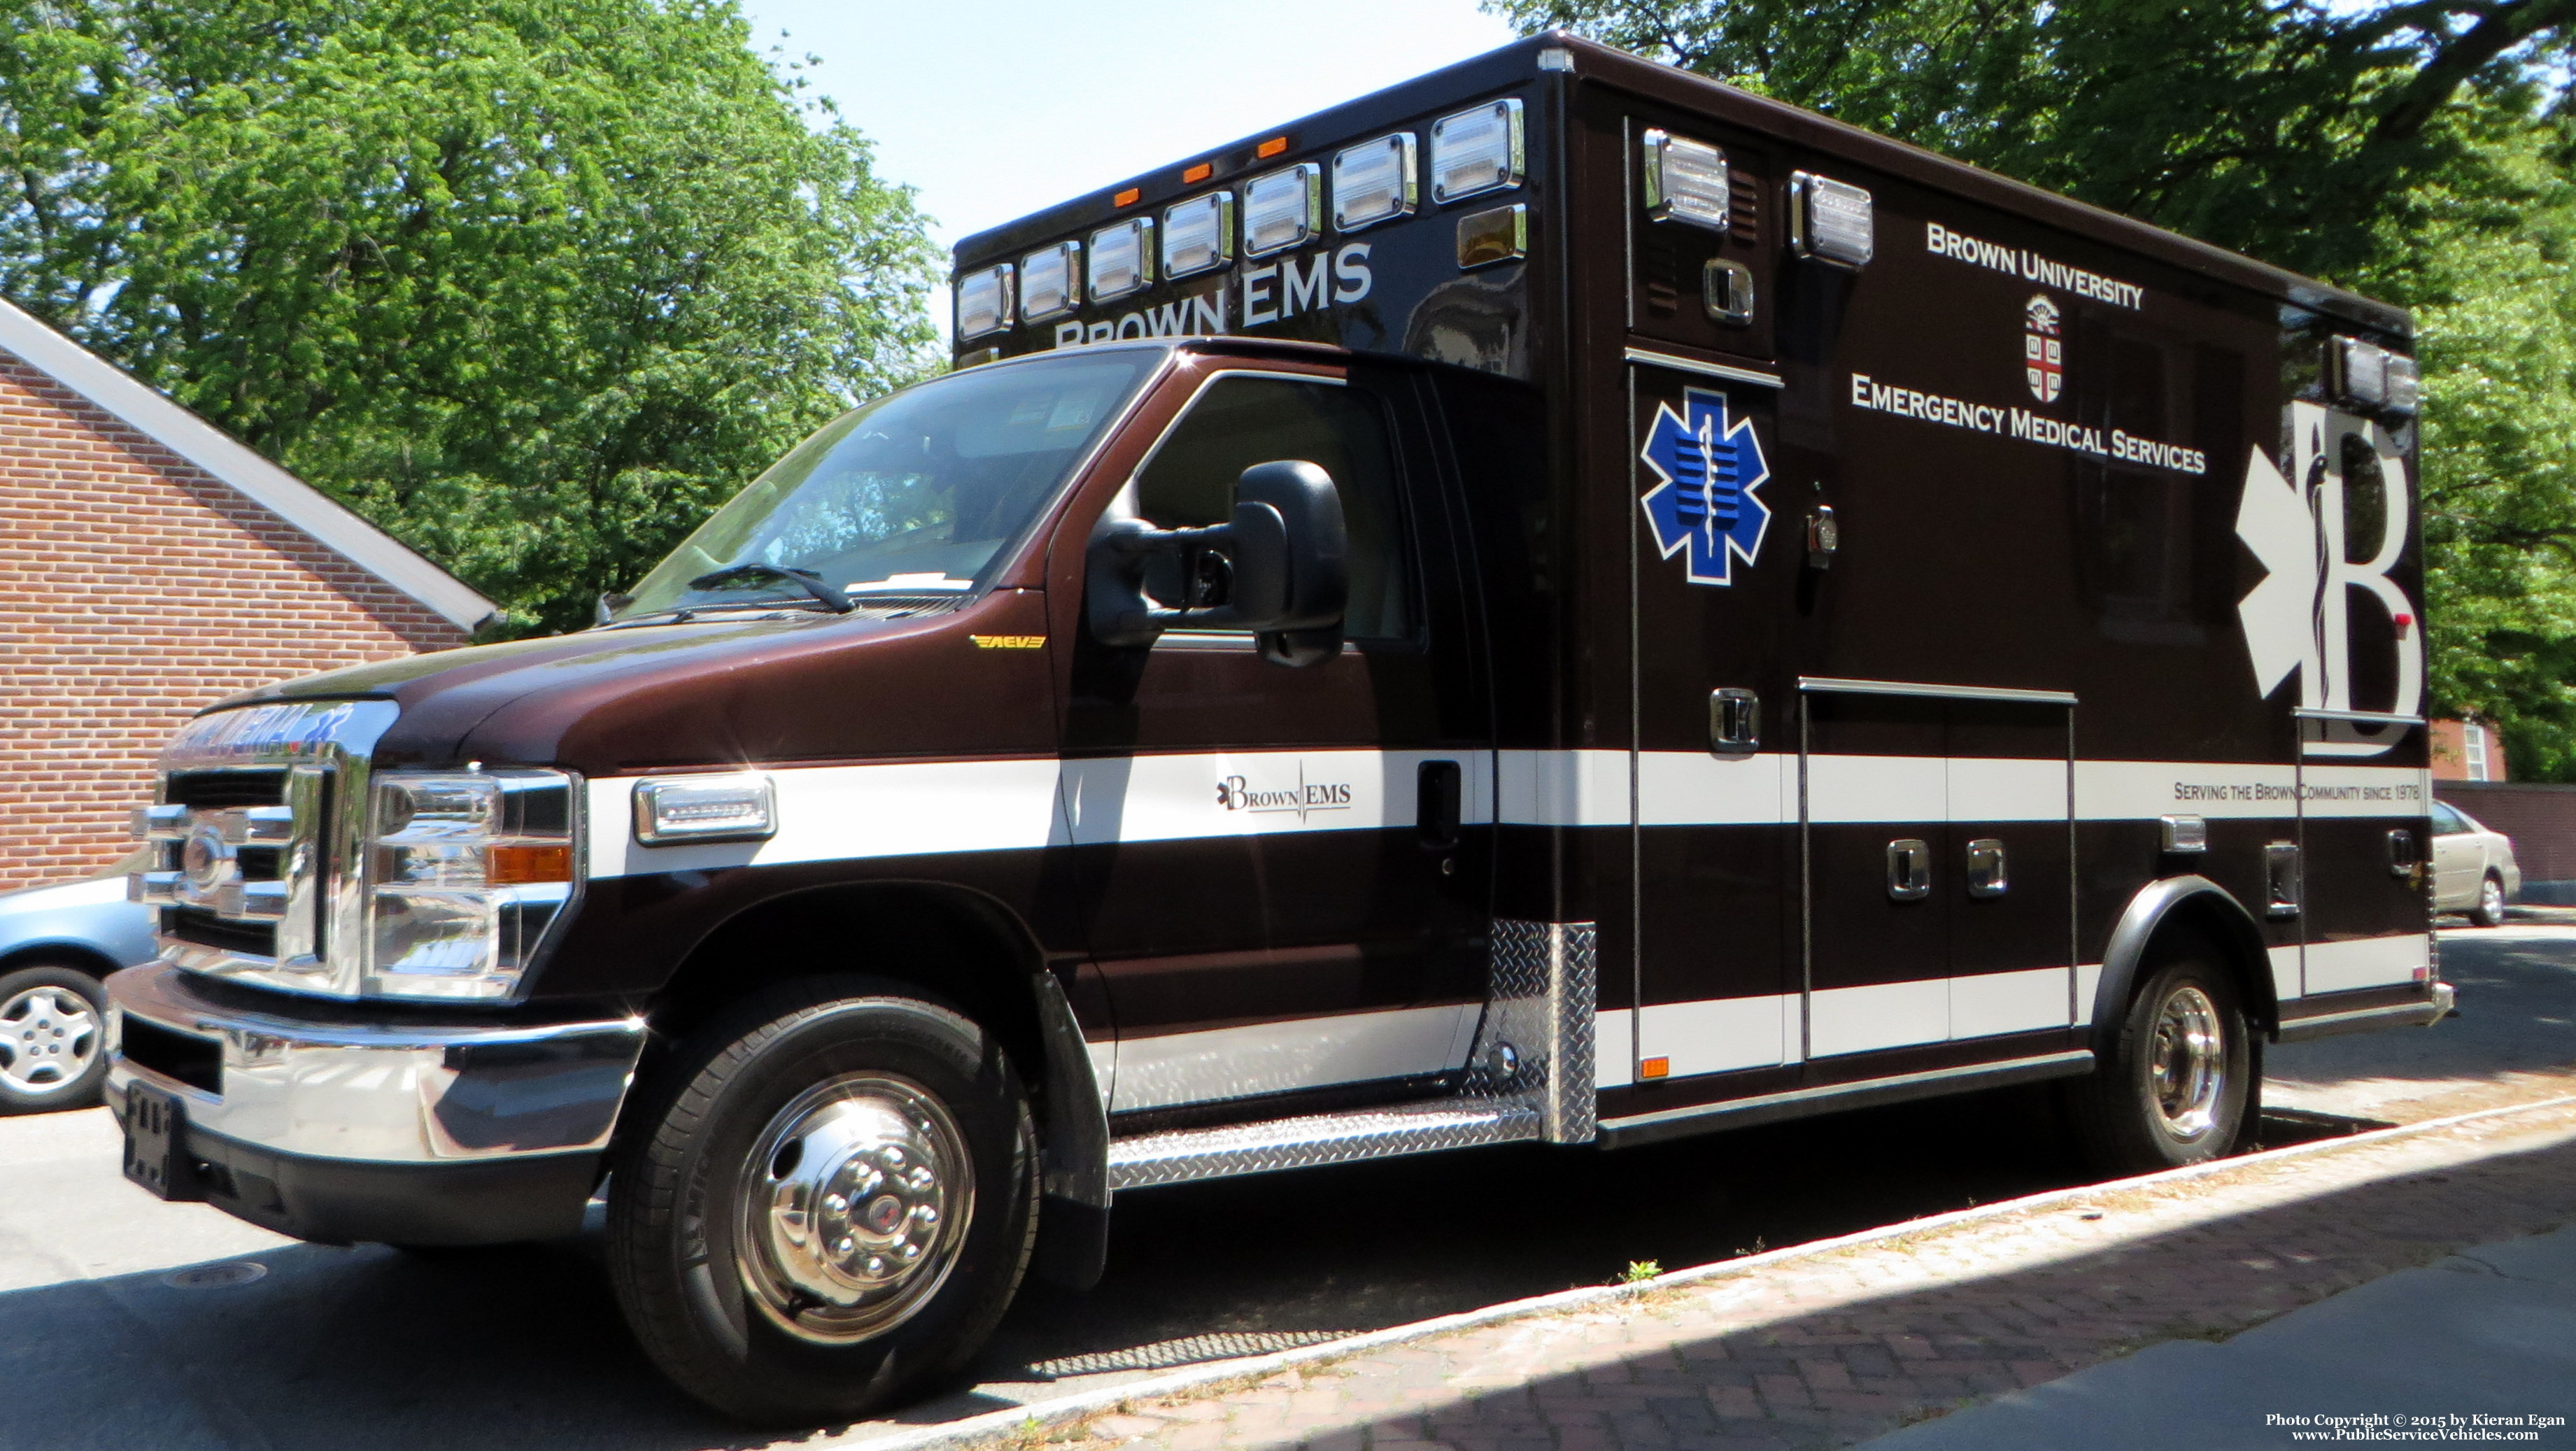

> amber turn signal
[486,843,574,885]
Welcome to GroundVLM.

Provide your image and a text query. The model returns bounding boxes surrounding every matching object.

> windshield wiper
[685,563,854,614]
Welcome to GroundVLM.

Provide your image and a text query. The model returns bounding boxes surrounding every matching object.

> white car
[2431,800,2521,927]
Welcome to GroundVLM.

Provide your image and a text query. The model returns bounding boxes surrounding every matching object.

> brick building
[2430,717,2508,781]
[0,297,492,892]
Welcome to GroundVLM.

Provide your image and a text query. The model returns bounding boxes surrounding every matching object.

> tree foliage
[1494,0,2576,774]
[0,0,940,633]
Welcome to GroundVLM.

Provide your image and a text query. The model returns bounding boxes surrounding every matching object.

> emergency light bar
[954,264,1013,340]
[1430,100,1523,204]
[1019,239,1080,323]
[1163,192,1235,279]
[1244,164,1322,257]
[1332,134,1416,232]
[1790,171,1874,268]
[1089,216,1154,302]
[1641,129,1729,232]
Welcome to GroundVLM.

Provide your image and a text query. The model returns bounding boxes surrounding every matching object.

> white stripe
[1806,754,1945,823]
[1636,995,1791,1077]
[1636,752,1789,828]
[1107,1005,1478,1112]
[1809,978,1948,1056]
[1496,749,1632,828]
[2270,944,2303,1001]
[1948,965,2072,1039]
[2303,933,2433,993]
[1594,1008,1636,1089]
[589,749,1490,879]
[586,751,2439,879]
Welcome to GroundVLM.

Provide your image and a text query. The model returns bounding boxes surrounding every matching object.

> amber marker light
[1182,162,1213,184]
[1112,187,1140,207]
[1256,136,1289,158]
[1641,1056,1671,1080]
[486,843,574,885]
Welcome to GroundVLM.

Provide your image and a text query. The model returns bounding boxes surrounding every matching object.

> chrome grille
[128,700,399,998]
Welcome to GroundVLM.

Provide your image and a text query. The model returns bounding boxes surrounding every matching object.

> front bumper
[105,962,646,1245]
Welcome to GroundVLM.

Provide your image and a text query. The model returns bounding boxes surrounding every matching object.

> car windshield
[616,352,1158,619]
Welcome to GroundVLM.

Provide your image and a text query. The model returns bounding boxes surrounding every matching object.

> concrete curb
[817,1091,2576,1451]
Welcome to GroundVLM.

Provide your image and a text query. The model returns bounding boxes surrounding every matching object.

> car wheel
[604,978,1037,1426]
[0,965,110,1114]
[2062,944,2251,1175]
[2472,872,2507,928]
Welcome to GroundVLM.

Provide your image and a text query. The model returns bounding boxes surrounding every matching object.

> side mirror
[1087,460,1350,665]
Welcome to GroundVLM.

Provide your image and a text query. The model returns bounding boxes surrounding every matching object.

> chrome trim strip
[1799,677,2079,705]
[2274,990,2451,1043]
[1104,917,1598,1189]
[105,962,644,1163]
[1623,346,1785,390]
[2293,707,2425,726]
[1596,1049,2096,1148]
[1107,1099,1539,1191]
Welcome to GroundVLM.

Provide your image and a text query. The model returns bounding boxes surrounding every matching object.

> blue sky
[732,0,1522,339]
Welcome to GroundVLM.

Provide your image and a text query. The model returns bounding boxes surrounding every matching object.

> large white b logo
[2235,401,2419,758]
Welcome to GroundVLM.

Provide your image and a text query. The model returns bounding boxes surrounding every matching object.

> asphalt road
[6,926,2569,1451]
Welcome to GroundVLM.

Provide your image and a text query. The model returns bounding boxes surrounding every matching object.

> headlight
[365,769,578,1000]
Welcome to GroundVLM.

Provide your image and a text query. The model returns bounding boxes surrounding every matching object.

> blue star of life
[1639,388,1771,586]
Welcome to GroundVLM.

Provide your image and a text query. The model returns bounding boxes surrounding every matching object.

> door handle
[1887,838,1931,901]
[1709,688,1759,758]
[1965,837,2007,897]
[1417,760,1462,851]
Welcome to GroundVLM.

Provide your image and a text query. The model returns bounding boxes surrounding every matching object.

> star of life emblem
[1639,387,1770,587]
[2025,293,2063,404]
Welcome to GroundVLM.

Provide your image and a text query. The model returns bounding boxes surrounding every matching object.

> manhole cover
[1028,1329,1352,1380]
[162,1261,267,1289]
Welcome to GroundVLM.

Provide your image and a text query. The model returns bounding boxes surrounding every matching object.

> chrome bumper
[106,961,645,1165]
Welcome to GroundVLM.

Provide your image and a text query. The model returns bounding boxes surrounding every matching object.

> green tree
[1493,0,2576,774]
[0,0,940,634]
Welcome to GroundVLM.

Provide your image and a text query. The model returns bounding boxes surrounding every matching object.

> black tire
[0,965,111,1114]
[604,979,1037,1426]
[2472,872,2508,928]
[2062,945,2252,1175]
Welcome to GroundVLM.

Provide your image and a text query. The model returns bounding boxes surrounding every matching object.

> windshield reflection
[616,351,1158,620]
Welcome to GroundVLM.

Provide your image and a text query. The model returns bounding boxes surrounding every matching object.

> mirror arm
[1086,519,1247,646]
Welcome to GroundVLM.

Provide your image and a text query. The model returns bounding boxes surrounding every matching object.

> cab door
[1051,358,1492,1119]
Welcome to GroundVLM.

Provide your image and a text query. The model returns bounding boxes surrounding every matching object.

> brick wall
[0,352,466,892]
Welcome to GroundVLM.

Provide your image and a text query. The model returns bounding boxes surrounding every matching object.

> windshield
[617,352,1158,619]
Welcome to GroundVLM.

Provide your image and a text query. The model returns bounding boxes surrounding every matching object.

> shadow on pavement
[2270,928,2576,1096]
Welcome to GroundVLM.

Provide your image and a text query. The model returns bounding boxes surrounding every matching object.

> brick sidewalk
[1010,1100,2576,1451]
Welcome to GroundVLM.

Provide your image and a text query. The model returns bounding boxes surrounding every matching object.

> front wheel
[0,965,110,1114]
[2472,872,2508,928]
[2062,948,2251,1175]
[605,980,1037,1426]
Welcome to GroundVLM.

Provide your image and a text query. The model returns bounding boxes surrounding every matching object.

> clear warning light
[1244,164,1322,257]
[1019,240,1080,323]
[1790,171,1874,268]
[954,264,1012,341]
[1430,99,1524,204]
[1641,129,1729,232]
[1089,216,1154,302]
[1332,133,1417,232]
[1163,192,1235,279]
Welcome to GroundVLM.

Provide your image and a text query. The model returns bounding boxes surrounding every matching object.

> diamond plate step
[1106,1098,1543,1191]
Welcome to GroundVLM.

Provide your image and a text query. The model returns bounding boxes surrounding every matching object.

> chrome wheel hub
[0,985,100,1096]
[735,1073,971,1345]
[2149,984,2225,1141]
[2482,877,2505,917]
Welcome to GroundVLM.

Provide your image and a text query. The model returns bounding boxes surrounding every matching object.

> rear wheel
[2063,946,2251,1175]
[2472,872,2507,928]
[605,979,1037,1426]
[0,965,109,1114]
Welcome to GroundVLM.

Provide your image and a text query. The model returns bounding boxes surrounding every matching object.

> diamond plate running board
[1106,1098,1543,1191]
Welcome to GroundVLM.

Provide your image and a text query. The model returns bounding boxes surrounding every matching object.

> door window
[1131,375,1414,640]
[2430,801,2467,835]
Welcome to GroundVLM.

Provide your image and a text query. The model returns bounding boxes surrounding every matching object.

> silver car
[2431,800,2522,927]
[0,849,158,1113]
